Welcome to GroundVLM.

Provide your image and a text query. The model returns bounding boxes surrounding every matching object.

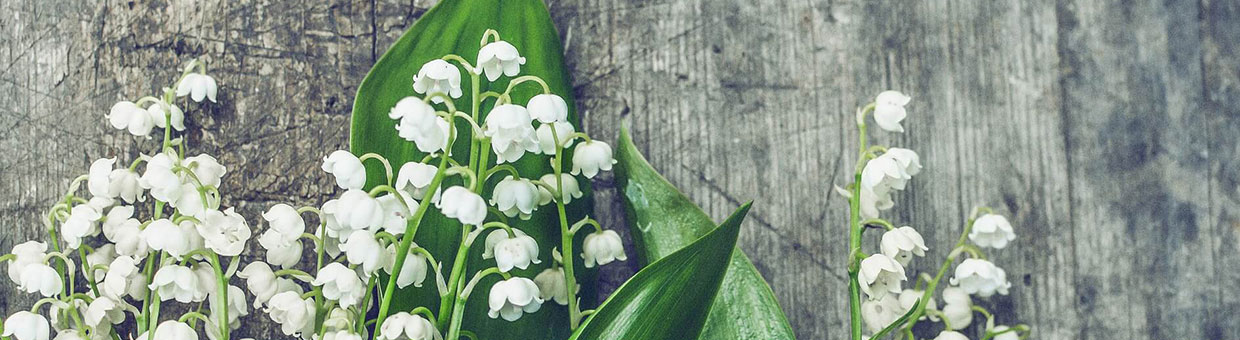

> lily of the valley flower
[177,73,219,103]
[880,226,928,266]
[313,263,367,308]
[437,186,487,226]
[2,311,50,340]
[485,104,539,164]
[84,296,126,333]
[990,325,1020,340]
[969,214,1016,249]
[491,177,540,220]
[108,101,156,136]
[322,330,364,340]
[950,258,1011,297]
[61,204,103,249]
[259,204,306,268]
[487,277,543,322]
[941,302,973,330]
[476,40,526,82]
[5,241,46,286]
[483,229,541,272]
[858,253,905,299]
[377,312,437,340]
[883,147,922,176]
[108,218,149,258]
[535,122,575,155]
[898,289,937,321]
[327,189,386,238]
[140,152,184,203]
[85,244,116,279]
[107,168,144,203]
[184,154,227,188]
[101,256,144,300]
[528,94,568,124]
[18,263,63,297]
[88,158,117,198]
[153,320,198,340]
[539,173,583,205]
[142,219,192,259]
[342,229,388,274]
[413,60,462,102]
[390,97,450,153]
[322,151,367,190]
[533,267,571,306]
[238,262,279,308]
[264,291,316,337]
[383,244,428,289]
[395,162,438,198]
[582,230,627,268]
[149,264,203,303]
[860,293,902,334]
[211,285,249,328]
[377,191,417,235]
[147,102,186,132]
[198,208,251,257]
[934,331,969,340]
[873,90,911,133]
[571,140,616,179]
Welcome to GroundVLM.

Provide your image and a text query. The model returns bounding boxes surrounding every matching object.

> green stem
[902,218,979,329]
[446,268,508,340]
[208,254,230,340]
[847,124,867,340]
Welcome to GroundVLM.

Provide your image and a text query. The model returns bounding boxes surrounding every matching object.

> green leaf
[349,1,589,339]
[568,202,753,340]
[614,127,798,340]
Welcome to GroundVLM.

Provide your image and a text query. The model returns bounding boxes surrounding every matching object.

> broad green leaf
[349,1,590,339]
[568,202,753,340]
[614,127,797,340]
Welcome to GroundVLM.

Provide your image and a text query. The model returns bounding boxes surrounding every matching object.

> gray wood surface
[1,0,1236,339]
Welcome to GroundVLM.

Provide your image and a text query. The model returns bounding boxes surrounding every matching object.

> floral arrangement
[842,92,1032,340]
[0,29,628,340]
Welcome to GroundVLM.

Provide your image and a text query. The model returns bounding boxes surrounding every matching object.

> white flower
[940,302,972,330]
[991,326,1020,340]
[342,229,388,274]
[238,262,279,308]
[527,94,567,124]
[491,177,540,219]
[197,208,251,256]
[883,147,922,176]
[320,308,354,333]
[539,173,582,205]
[143,219,192,259]
[84,296,126,332]
[140,152,184,203]
[108,101,156,136]
[483,229,541,272]
[949,259,1011,297]
[109,219,149,258]
[933,331,969,340]
[192,262,218,302]
[377,191,417,235]
[88,157,117,198]
[395,162,438,198]
[3,311,50,340]
[873,91,911,132]
[85,244,116,279]
[147,102,186,131]
[326,189,386,238]
[108,168,144,203]
[582,230,626,268]
[102,256,143,300]
[6,241,46,285]
[858,254,905,299]
[18,263,63,297]
[969,214,1015,249]
[860,293,902,334]
[322,151,367,190]
[258,231,303,269]
[898,289,937,321]
[533,267,571,305]
[484,104,538,164]
[377,312,437,340]
[62,204,103,249]
[177,73,219,103]
[437,186,487,225]
[185,154,227,188]
[412,59,462,101]
[941,286,971,306]
[393,103,451,154]
[263,204,306,239]
[313,263,366,308]
[858,153,913,218]
[571,140,616,179]
[266,291,316,336]
[880,226,928,266]
[535,122,576,155]
[383,244,428,289]
[476,40,526,81]
[210,285,249,328]
[149,264,201,303]
[487,277,543,321]
[172,182,214,218]
[323,330,364,340]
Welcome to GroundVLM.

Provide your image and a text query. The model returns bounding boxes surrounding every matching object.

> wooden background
[2,0,1237,339]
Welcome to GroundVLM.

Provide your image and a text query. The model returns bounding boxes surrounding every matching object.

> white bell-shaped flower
[476,40,526,81]
[61,204,103,249]
[484,104,539,164]
[313,263,367,308]
[437,186,487,225]
[395,162,438,198]
[210,285,249,328]
[197,208,251,257]
[377,312,437,340]
[858,253,905,299]
[412,59,462,102]
[942,286,971,306]
[933,331,969,340]
[487,277,543,321]
[177,73,219,103]
[322,330,364,340]
[101,256,142,300]
[539,173,583,205]
[2,311,50,340]
[101,206,133,239]
[377,191,417,235]
[940,302,973,330]
[483,229,541,272]
[258,231,303,269]
[873,91,911,133]
[582,229,626,268]
[185,262,215,301]
[383,244,428,289]
[861,154,910,193]
[172,182,214,218]
[390,97,451,153]
[880,226,928,266]
[883,147,922,176]
[143,219,192,259]
[860,293,903,334]
[342,229,388,274]
[571,140,616,179]
[527,94,568,124]
[238,262,279,308]
[153,320,198,340]
[149,264,200,303]
[109,219,148,258]
[969,214,1016,249]
[108,168,144,203]
[88,157,117,198]
[328,189,386,238]
[85,244,116,279]
[84,296,126,332]
[18,263,63,297]
[535,122,576,155]
[185,154,227,188]
[108,101,156,136]
[491,176,540,220]
[322,151,367,190]
[320,308,354,333]
[991,325,1020,340]
[6,241,46,286]
[262,203,305,240]
[950,258,1011,298]
[265,291,316,336]
[147,102,186,131]
[140,151,184,203]
[898,289,937,321]
[533,267,571,306]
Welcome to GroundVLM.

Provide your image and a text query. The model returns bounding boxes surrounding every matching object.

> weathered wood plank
[1204,0,1240,339]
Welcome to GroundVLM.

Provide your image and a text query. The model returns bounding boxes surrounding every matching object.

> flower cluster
[844,92,1029,340]
[0,61,255,340]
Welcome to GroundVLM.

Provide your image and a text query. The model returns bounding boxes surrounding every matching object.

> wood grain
[0,0,1234,339]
